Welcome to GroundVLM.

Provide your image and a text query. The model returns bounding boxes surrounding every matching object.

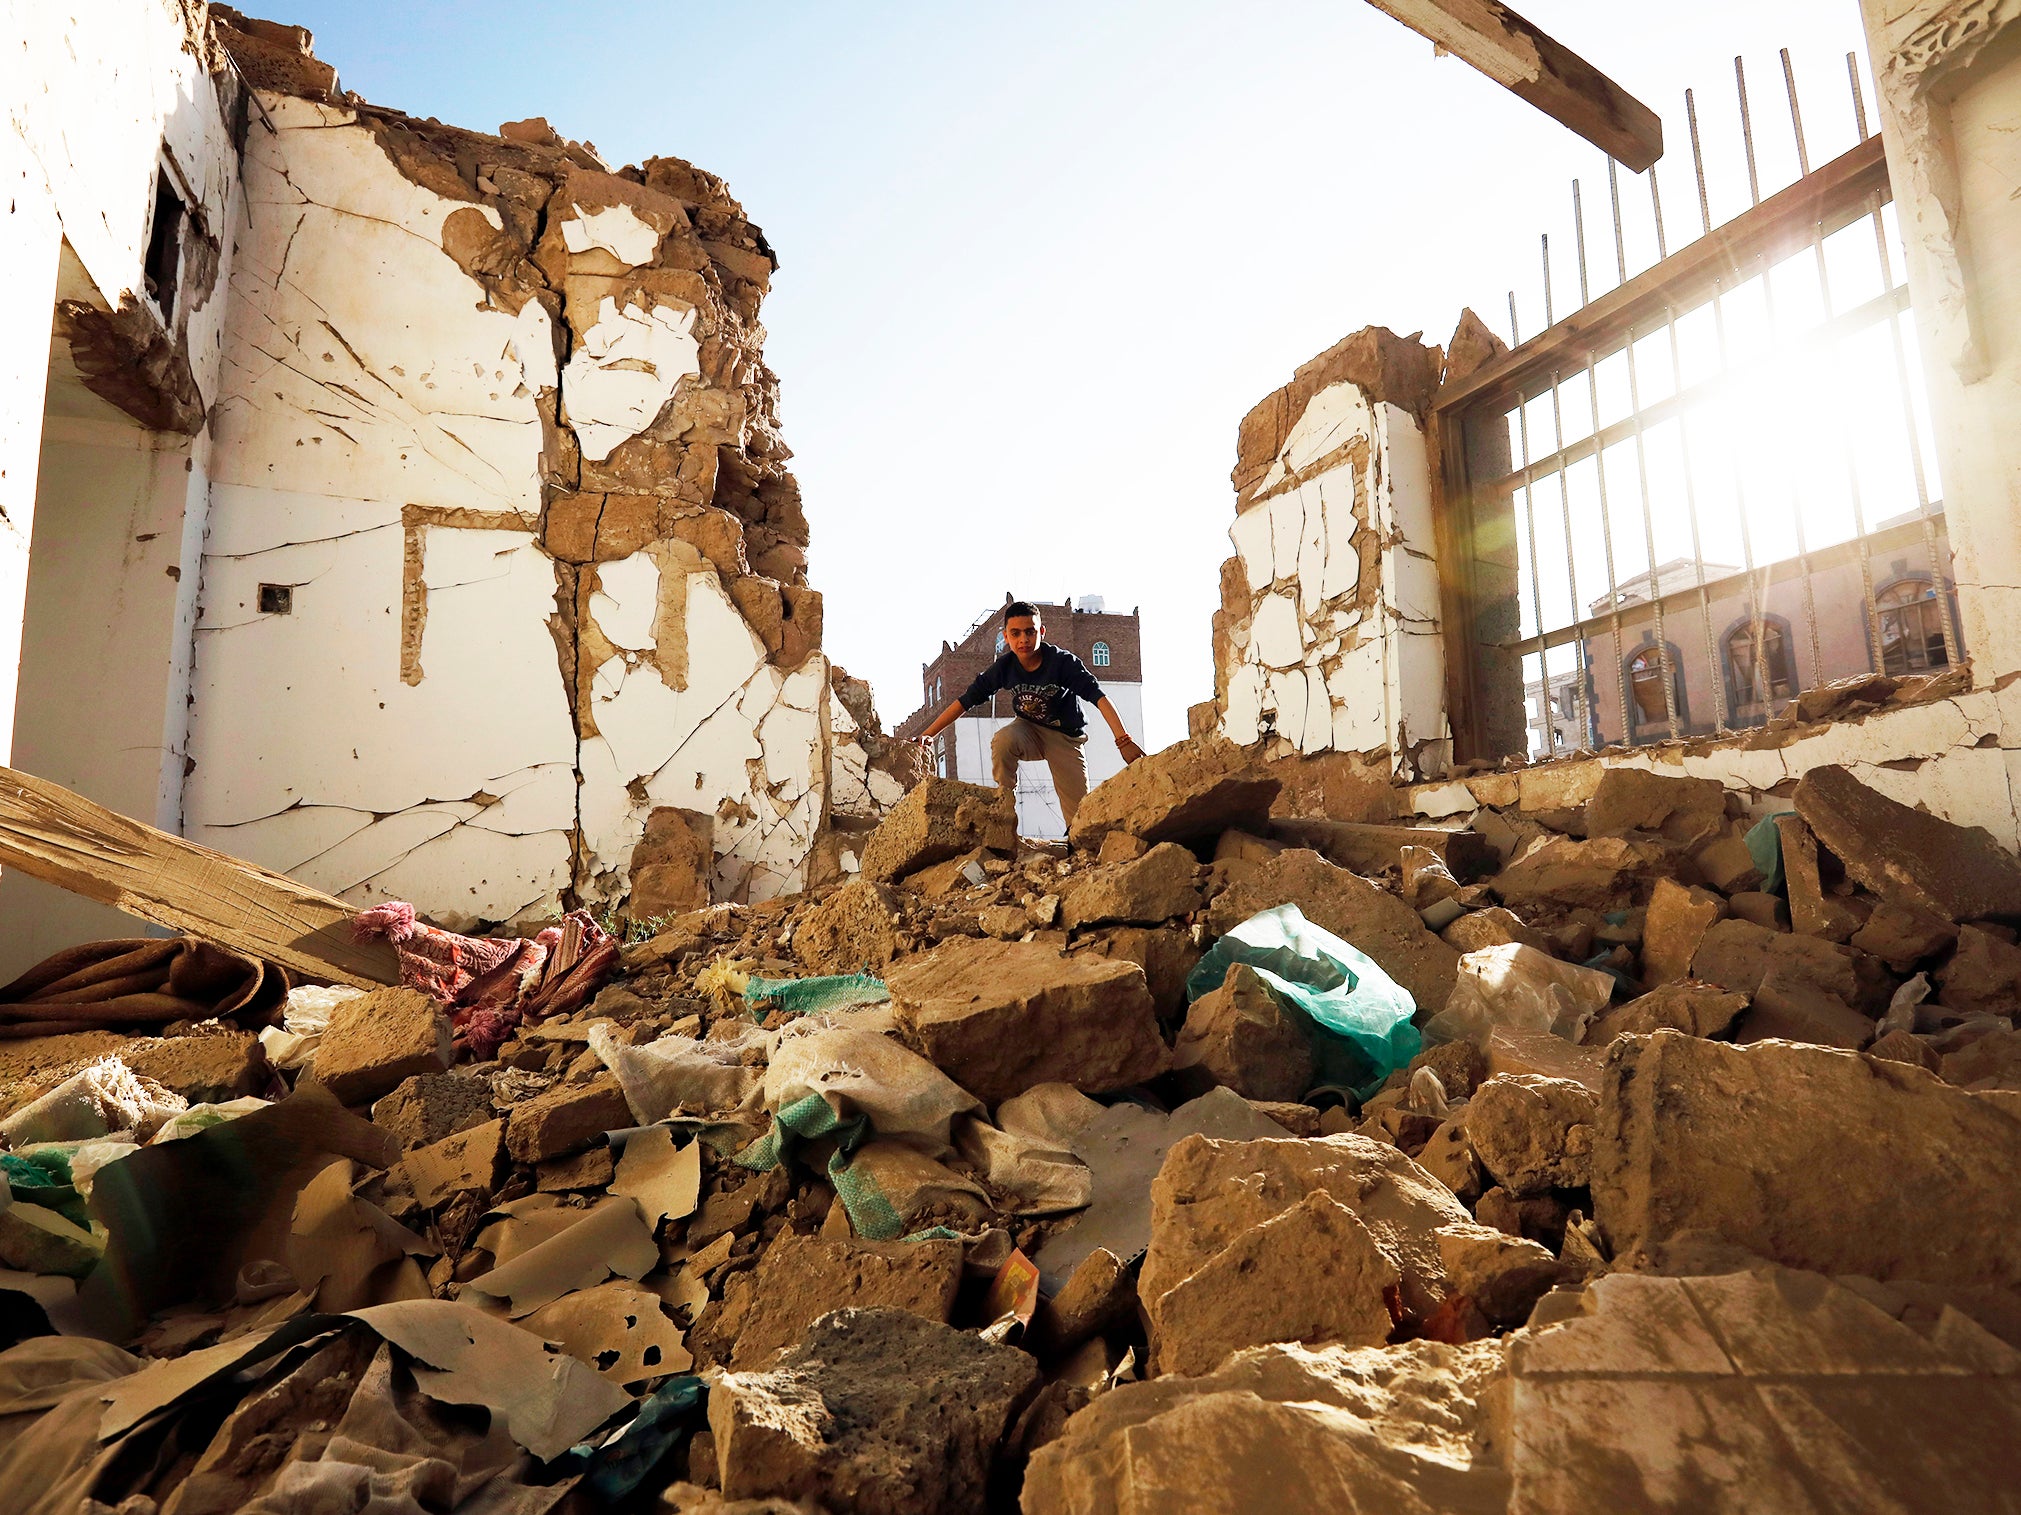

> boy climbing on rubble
[913,600,1144,826]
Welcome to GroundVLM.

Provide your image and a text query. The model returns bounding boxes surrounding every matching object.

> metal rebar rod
[1650,159,1670,261]
[1548,375,1595,749]
[1849,52,1870,141]
[1781,49,1811,177]
[1513,396,1557,757]
[1608,159,1630,287]
[1737,56,1762,207]
[1571,176,1629,745]
[1868,199,1964,665]
[1757,250,1826,695]
[1708,278,1772,722]
[1687,89,1713,236]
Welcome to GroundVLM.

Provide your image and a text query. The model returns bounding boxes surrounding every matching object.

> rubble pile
[1,733,2020,1511]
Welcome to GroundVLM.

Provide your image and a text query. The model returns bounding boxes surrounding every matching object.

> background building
[896,596,1143,838]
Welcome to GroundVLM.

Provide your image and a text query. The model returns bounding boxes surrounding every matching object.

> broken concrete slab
[1151,1188,1399,1376]
[311,988,452,1106]
[1441,906,1552,956]
[1068,734,1278,850]
[1583,768,1726,846]
[1734,966,1874,1049]
[1491,835,1669,911]
[1207,848,1459,1017]
[1141,1132,1471,1324]
[1462,1074,1597,1196]
[1585,981,1748,1046]
[1021,1337,1511,1515]
[886,938,1167,1106]
[1639,878,1725,986]
[1795,763,2021,924]
[1058,842,1202,930]
[1592,1032,2021,1289]
[122,1028,265,1105]
[728,1233,963,1369]
[859,778,1016,884]
[1170,963,1315,1103]
[709,1307,1041,1512]
[1775,813,1864,943]
[1507,1266,2021,1513]
[1690,918,1856,1002]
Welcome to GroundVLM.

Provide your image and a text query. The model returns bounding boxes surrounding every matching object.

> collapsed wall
[182,12,904,926]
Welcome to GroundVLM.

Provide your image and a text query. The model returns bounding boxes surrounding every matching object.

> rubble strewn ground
[2,726,2020,1511]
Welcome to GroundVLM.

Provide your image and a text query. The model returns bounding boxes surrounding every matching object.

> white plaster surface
[562,298,701,462]
[562,204,662,267]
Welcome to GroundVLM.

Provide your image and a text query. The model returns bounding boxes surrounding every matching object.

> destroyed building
[2,1,2021,1513]
[0,3,913,982]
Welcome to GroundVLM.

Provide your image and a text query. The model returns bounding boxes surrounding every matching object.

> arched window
[994,631,1006,655]
[1722,615,1797,723]
[1092,640,1111,667]
[1875,577,1949,674]
[1624,642,1688,742]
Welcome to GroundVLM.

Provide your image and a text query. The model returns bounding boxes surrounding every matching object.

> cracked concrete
[173,27,901,928]
[1209,327,1450,773]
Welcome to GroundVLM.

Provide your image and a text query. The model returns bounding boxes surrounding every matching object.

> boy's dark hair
[1004,600,1040,625]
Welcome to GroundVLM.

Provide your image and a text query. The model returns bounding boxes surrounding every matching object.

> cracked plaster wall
[183,72,863,928]
[1211,335,1448,779]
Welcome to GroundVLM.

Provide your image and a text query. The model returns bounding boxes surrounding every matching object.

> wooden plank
[1439,134,1890,418]
[0,766,399,988]
[1363,0,1663,170]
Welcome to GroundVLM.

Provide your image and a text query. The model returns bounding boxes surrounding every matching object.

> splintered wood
[0,766,398,988]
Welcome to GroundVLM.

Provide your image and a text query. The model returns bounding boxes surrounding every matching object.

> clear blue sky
[271,0,1871,746]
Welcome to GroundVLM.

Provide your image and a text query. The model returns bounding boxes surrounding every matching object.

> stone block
[1434,1221,1570,1325]
[1462,1074,1597,1196]
[1208,849,1459,1018]
[1640,878,1725,986]
[1592,1032,2021,1289]
[123,1028,264,1104]
[504,1074,632,1164]
[1491,836,1668,911]
[1152,1189,1398,1376]
[313,988,452,1106]
[1775,814,1864,942]
[1141,1132,1470,1324]
[629,806,715,918]
[371,1072,497,1151]
[1937,925,2021,1015]
[1584,768,1726,845]
[1059,842,1202,930]
[1851,899,1957,973]
[859,778,1016,883]
[1074,924,1202,1022]
[729,1233,962,1369]
[1068,734,1278,850]
[1170,963,1314,1103]
[887,938,1168,1105]
[710,1308,1040,1512]
[1586,981,1747,1046]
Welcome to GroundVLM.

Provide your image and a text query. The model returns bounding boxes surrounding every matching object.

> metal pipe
[1513,395,1557,757]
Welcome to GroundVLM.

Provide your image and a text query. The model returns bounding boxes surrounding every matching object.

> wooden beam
[1362,0,1663,171]
[1438,134,1889,418]
[0,767,399,988]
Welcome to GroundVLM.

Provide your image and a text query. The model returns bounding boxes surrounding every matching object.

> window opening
[144,164,185,322]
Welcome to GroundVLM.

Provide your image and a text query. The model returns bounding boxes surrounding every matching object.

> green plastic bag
[0,1150,87,1229]
[1745,812,1791,896]
[732,1092,904,1241]
[1187,903,1421,1099]
[743,973,890,1020]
